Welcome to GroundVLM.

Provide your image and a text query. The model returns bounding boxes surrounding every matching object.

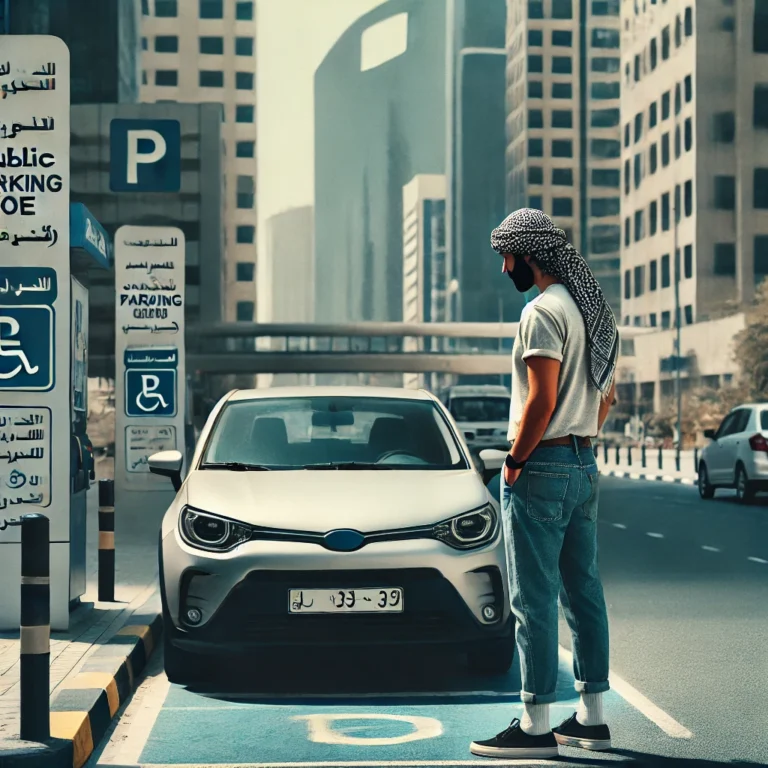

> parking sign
[110,119,181,192]
[0,307,54,391]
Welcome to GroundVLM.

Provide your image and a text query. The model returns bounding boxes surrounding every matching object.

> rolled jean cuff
[520,690,558,705]
[574,679,610,695]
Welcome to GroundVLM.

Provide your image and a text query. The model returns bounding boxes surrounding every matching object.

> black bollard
[658,446,663,470]
[641,444,647,468]
[98,480,115,602]
[20,513,50,743]
[603,443,608,464]
[675,449,681,472]
[627,446,633,466]
[615,445,620,465]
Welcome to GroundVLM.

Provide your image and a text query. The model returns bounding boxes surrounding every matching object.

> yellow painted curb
[61,672,121,717]
[51,710,93,768]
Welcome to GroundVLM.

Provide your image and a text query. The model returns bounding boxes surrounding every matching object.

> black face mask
[507,257,535,293]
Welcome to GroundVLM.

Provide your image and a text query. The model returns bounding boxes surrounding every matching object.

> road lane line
[558,646,693,739]
[646,532,664,538]
[701,546,720,552]
[612,523,627,529]
[747,556,768,564]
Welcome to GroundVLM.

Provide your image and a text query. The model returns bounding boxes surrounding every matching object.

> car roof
[446,385,510,396]
[227,386,437,403]
[731,403,768,411]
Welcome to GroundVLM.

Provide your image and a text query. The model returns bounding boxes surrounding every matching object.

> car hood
[183,468,487,532]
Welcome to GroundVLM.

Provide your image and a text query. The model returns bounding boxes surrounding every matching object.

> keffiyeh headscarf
[490,208,619,398]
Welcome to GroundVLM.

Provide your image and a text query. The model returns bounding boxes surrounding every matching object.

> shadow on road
[569,750,767,767]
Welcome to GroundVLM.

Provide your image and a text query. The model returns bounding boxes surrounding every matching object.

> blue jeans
[501,444,610,704]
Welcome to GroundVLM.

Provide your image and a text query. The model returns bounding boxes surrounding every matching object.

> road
[92,477,768,768]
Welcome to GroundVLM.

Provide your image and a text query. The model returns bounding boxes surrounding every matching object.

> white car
[698,403,768,503]
[441,385,511,453]
[149,387,515,685]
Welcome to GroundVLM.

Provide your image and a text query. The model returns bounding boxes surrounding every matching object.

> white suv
[698,403,768,503]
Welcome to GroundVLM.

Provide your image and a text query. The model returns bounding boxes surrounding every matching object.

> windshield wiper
[302,462,396,470]
[200,462,272,471]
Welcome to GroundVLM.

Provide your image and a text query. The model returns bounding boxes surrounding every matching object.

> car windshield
[202,396,467,469]
[450,397,509,423]
[761,410,768,431]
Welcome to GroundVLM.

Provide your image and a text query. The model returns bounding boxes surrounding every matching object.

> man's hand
[503,462,523,487]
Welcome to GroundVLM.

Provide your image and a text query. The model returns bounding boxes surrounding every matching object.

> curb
[600,468,696,485]
[2,601,162,768]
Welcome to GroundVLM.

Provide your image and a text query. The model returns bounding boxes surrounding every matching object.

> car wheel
[467,637,516,676]
[698,463,715,499]
[735,464,756,504]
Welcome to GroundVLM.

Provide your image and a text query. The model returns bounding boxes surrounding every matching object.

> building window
[684,117,693,152]
[142,0,149,13]
[155,0,177,17]
[552,0,573,18]
[650,143,658,174]
[634,265,645,297]
[528,0,544,18]
[661,253,671,287]
[714,176,736,209]
[684,305,693,325]
[684,179,693,216]
[236,37,254,56]
[236,140,255,158]
[155,35,178,52]
[236,262,255,282]
[528,166,544,184]
[155,70,178,86]
[714,243,736,275]
[528,54,544,73]
[662,90,671,120]
[684,74,693,102]
[634,210,644,241]
[200,36,224,54]
[650,313,657,327]
[200,70,224,87]
[675,83,682,115]
[528,29,543,45]
[634,54,641,83]
[684,244,693,278]
[591,224,621,253]
[528,138,544,157]
[675,14,683,47]
[755,168,768,208]
[755,0,768,52]
[591,138,621,158]
[236,71,254,90]
[684,6,693,36]
[624,123,631,147]
[592,168,620,187]
[661,132,670,166]
[592,108,620,127]
[650,38,658,70]
[552,82,573,98]
[713,112,735,142]
[552,56,572,74]
[591,82,620,99]
[649,101,658,128]
[634,112,643,143]
[528,109,544,128]
[236,104,255,122]
[592,0,619,14]
[199,0,223,18]
[661,311,671,329]
[553,197,573,216]
[552,167,574,185]
[236,225,255,244]
[529,194,543,209]
[624,217,631,246]
[236,1,254,20]
[142,37,148,50]
[662,192,670,230]
[675,125,682,158]
[624,159,630,195]
[757,236,768,276]
[552,109,573,128]
[236,301,255,322]
[624,270,631,300]
[662,25,670,59]
[634,153,642,188]
[592,56,620,73]
[142,70,148,85]
[591,197,620,217]
[552,139,573,157]
[592,28,620,48]
[650,200,658,234]
[528,80,543,98]
[754,85,768,128]
[237,193,255,209]
[650,260,658,291]
[553,30,573,46]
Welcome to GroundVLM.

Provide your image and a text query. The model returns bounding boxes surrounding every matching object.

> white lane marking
[293,713,442,746]
[748,556,768,564]
[701,546,721,553]
[558,646,693,739]
[612,523,627,529]
[646,532,665,539]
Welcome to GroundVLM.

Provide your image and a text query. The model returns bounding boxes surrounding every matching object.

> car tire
[466,636,516,676]
[735,464,756,504]
[698,463,715,499]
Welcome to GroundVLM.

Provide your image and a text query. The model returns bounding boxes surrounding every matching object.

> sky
[255,0,386,288]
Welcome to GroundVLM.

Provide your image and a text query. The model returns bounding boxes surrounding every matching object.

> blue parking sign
[0,307,54,391]
[125,368,177,417]
[110,119,181,192]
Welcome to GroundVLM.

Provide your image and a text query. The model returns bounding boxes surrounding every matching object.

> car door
[706,412,739,483]
[716,408,751,483]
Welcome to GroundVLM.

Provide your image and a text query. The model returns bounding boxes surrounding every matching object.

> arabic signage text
[0,406,51,510]
[125,425,177,473]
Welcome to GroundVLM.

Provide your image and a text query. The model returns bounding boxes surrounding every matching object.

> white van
[442,385,511,452]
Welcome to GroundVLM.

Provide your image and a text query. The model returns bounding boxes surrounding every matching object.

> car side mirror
[703,429,716,441]
[478,448,507,485]
[149,450,183,491]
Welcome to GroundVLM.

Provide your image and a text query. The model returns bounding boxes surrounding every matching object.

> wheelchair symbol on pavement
[0,309,54,391]
[125,368,176,417]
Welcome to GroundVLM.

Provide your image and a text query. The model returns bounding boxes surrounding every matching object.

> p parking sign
[110,119,181,192]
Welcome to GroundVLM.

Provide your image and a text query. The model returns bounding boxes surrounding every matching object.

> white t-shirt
[507,283,603,442]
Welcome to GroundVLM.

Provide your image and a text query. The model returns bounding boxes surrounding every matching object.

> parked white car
[698,403,768,503]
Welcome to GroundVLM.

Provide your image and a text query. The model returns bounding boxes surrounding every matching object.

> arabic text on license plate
[288,588,404,614]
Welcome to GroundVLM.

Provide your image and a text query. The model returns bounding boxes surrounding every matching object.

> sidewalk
[0,481,162,766]
[597,447,698,485]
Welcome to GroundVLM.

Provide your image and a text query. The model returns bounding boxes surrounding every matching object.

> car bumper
[161,530,511,654]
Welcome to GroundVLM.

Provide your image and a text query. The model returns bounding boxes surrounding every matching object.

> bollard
[675,449,681,473]
[20,513,50,743]
[615,445,620,465]
[98,479,115,602]
[658,446,663,470]
[603,443,608,464]
[627,446,632,466]
[641,444,647,468]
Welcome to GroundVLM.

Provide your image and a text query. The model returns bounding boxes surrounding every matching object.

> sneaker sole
[554,733,612,751]
[470,742,560,759]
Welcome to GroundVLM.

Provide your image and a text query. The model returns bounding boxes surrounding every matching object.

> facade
[619,0,768,328]
[505,0,622,316]
[70,102,225,378]
[140,0,258,324]
[5,0,141,103]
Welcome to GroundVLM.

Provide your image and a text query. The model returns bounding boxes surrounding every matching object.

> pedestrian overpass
[92,322,647,376]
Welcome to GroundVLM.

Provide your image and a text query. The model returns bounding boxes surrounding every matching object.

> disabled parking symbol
[0,308,54,391]
[125,369,176,417]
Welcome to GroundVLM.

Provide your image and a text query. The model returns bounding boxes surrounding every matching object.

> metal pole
[20,513,50,743]
[627,446,632,467]
[673,144,682,473]
[658,445,663,470]
[641,444,647,468]
[98,479,115,602]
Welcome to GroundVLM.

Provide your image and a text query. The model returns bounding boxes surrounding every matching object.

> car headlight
[179,507,252,552]
[433,505,498,550]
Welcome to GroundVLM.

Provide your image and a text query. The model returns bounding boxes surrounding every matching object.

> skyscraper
[140,0,258,325]
[504,0,622,316]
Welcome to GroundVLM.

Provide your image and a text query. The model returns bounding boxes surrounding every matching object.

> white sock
[576,692,604,726]
[520,702,550,735]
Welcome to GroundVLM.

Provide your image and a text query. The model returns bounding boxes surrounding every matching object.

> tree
[732,279,768,399]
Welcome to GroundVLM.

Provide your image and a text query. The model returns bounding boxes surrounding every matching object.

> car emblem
[323,529,366,552]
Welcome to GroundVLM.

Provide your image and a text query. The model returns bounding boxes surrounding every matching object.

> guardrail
[596,444,699,475]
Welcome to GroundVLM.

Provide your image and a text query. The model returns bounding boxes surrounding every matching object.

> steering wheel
[375,450,425,464]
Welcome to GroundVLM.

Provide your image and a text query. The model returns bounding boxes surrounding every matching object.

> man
[471,209,618,760]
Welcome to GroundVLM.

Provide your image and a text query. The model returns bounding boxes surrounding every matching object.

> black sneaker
[552,712,612,751]
[470,718,559,759]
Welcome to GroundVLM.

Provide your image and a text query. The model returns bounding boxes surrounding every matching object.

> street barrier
[658,446,663,470]
[596,444,699,477]
[627,446,632,466]
[98,479,116,602]
[641,444,647,468]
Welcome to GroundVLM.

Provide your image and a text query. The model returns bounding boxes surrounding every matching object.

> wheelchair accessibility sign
[0,307,54,391]
[124,346,177,418]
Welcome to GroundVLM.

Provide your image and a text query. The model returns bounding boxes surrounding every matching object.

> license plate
[288,587,404,614]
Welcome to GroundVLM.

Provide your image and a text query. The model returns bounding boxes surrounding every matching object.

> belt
[538,435,592,448]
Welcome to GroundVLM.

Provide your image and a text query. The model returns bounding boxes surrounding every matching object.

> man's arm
[510,356,561,462]
[597,379,616,433]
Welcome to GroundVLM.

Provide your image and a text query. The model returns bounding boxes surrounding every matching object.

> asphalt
[90,477,768,768]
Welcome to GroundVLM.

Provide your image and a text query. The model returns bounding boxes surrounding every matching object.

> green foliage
[732,279,768,399]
